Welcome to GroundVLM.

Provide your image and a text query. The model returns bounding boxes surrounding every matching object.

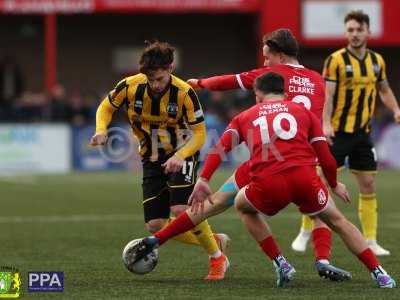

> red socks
[312,227,332,261]
[357,248,379,272]
[259,236,281,260]
[154,212,195,245]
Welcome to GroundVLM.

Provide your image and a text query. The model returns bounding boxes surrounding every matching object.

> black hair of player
[254,72,285,95]
[139,40,175,75]
[344,10,370,28]
[262,28,299,57]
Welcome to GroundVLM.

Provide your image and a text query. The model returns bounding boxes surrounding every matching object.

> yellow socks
[166,218,220,256]
[301,214,313,232]
[191,220,220,256]
[358,193,377,240]
[166,218,200,246]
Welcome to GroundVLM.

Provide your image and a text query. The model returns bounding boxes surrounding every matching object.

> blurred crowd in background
[0,53,394,139]
[0,53,256,133]
[0,54,97,125]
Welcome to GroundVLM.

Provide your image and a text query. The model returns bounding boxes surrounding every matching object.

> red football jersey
[227,100,325,180]
[236,64,325,120]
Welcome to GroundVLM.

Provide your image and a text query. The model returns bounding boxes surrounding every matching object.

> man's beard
[351,40,366,49]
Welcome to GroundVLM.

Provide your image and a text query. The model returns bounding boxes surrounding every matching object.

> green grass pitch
[1,169,399,299]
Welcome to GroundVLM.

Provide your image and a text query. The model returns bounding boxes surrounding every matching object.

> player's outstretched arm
[187,75,239,91]
[90,99,116,146]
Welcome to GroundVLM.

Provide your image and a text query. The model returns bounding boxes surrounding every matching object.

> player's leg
[141,161,172,233]
[316,198,395,288]
[307,215,351,281]
[140,174,238,247]
[309,169,351,281]
[132,166,250,281]
[151,177,236,245]
[133,174,238,280]
[234,179,295,287]
[349,133,389,255]
[291,215,313,252]
[287,166,350,281]
[142,161,201,245]
[169,154,231,280]
[311,219,331,263]
[291,132,349,251]
[145,162,246,246]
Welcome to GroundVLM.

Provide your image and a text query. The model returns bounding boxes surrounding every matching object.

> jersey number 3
[253,112,298,144]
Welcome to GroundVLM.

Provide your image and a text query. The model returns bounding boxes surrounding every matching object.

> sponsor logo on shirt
[194,110,203,118]
[288,76,315,95]
[318,189,327,205]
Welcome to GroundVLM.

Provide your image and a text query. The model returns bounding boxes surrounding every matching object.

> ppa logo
[28,272,64,292]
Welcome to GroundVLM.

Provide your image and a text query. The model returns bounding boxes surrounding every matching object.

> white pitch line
[0,212,304,224]
[0,175,38,185]
[0,214,135,224]
[0,211,398,225]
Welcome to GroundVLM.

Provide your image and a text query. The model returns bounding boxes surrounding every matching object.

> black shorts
[330,131,377,172]
[141,153,199,222]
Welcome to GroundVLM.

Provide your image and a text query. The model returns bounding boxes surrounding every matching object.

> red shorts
[234,161,251,189]
[244,165,329,216]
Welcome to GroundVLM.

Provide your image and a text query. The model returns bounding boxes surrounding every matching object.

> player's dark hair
[344,10,370,28]
[263,28,299,57]
[139,40,175,74]
[254,72,284,95]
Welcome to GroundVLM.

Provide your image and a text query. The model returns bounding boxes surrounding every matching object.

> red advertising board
[0,0,260,14]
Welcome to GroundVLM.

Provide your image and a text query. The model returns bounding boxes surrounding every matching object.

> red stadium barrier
[0,0,260,14]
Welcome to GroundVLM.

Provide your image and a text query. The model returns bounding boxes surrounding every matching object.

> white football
[122,239,158,275]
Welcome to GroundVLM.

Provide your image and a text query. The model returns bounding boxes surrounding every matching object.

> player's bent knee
[234,190,256,214]
[146,219,167,234]
[357,174,375,191]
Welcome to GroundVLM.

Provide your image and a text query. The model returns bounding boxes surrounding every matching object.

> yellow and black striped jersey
[108,73,205,161]
[323,48,386,133]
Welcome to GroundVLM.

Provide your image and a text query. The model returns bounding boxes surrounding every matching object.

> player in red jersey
[131,29,351,282]
[195,72,395,288]
[132,73,395,288]
[188,29,349,279]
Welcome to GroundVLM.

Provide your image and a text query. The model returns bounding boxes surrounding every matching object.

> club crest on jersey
[134,100,143,109]
[167,103,178,114]
[318,189,327,205]
[345,65,353,73]
[372,64,380,76]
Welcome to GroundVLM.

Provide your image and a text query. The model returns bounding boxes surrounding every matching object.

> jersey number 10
[253,112,298,144]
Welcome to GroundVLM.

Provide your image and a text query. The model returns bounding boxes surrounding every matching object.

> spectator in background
[0,54,24,120]
[69,90,95,126]
[14,91,46,122]
[48,84,72,122]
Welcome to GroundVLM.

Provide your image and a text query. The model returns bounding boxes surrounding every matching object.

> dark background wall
[1,13,399,100]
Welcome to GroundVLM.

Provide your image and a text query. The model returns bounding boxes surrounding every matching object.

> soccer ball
[122,239,158,275]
